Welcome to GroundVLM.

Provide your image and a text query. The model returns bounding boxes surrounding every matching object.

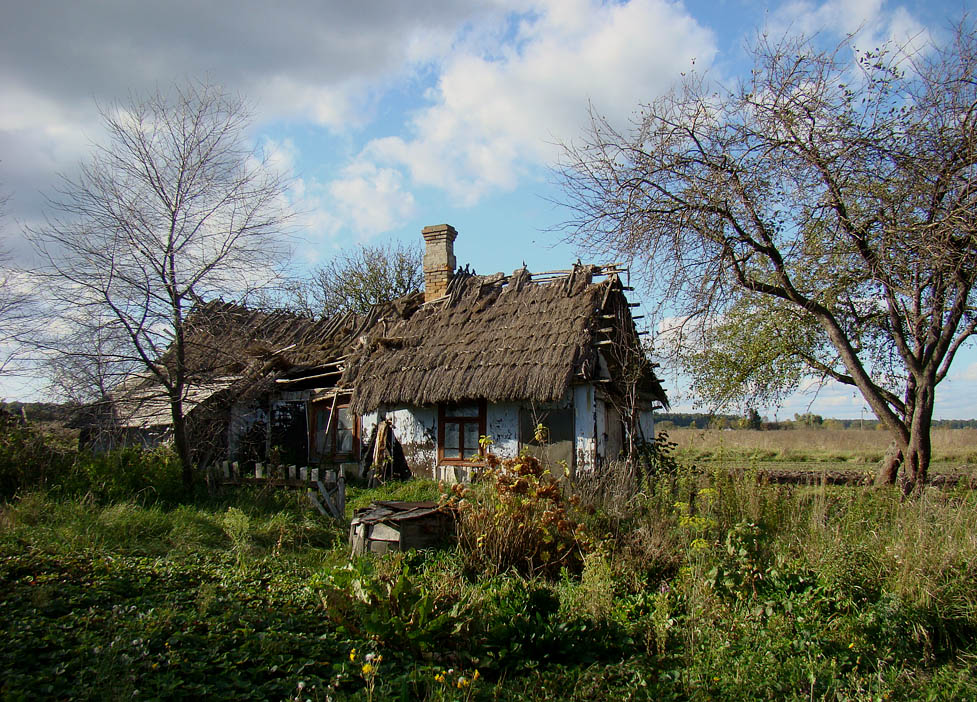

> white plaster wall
[573,384,598,473]
[380,406,438,477]
[486,402,519,460]
[638,410,656,444]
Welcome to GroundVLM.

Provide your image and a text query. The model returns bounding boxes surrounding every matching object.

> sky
[0,0,974,418]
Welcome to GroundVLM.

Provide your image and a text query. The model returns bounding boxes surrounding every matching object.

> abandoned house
[106,224,668,481]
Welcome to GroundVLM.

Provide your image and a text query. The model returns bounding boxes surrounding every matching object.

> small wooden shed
[348,501,455,555]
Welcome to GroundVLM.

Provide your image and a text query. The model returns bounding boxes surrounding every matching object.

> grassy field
[2,424,977,700]
[665,427,977,474]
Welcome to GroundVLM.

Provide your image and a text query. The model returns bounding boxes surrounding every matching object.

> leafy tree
[558,24,977,492]
[286,240,423,318]
[793,413,824,429]
[738,408,763,430]
[29,81,291,487]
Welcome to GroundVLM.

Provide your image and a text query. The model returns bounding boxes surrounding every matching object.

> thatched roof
[111,298,417,427]
[113,263,667,425]
[343,264,667,412]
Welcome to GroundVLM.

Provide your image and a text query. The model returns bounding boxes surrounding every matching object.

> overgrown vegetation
[2,424,977,699]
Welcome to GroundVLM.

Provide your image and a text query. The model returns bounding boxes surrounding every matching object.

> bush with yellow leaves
[442,452,593,578]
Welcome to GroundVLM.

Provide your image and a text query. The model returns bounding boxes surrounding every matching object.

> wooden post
[256,463,264,479]
[337,468,346,519]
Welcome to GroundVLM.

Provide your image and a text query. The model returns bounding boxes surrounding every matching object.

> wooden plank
[369,523,401,542]
[337,471,346,518]
[316,479,344,520]
[275,369,343,384]
[307,491,329,517]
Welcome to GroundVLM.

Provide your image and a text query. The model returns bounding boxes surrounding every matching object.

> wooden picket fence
[209,461,346,521]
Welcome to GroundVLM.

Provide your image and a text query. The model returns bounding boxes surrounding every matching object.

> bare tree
[30,81,291,487]
[0,190,34,379]
[558,23,977,492]
[284,240,423,318]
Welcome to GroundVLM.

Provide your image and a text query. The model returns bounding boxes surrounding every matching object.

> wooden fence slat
[212,461,347,521]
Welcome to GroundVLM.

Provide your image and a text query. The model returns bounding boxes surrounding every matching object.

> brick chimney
[422,224,457,302]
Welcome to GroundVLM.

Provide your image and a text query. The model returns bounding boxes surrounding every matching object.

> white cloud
[357,0,717,205]
[770,0,930,54]
[328,161,417,237]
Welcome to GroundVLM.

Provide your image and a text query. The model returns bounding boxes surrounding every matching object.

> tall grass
[668,426,977,465]
[0,489,344,563]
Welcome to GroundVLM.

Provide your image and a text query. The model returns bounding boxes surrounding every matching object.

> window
[310,398,358,462]
[438,401,486,463]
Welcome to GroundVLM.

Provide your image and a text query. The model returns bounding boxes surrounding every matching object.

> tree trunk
[170,391,194,490]
[898,379,935,495]
[875,442,902,486]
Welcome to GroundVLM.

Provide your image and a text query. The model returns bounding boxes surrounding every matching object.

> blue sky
[0,0,974,418]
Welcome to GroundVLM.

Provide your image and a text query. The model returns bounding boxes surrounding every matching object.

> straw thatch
[111,298,416,428]
[113,263,666,425]
[342,264,667,413]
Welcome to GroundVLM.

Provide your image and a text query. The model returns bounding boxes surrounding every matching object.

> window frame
[438,401,487,464]
[309,396,359,463]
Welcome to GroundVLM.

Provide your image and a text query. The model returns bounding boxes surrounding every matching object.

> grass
[666,427,977,472]
[2,433,977,700]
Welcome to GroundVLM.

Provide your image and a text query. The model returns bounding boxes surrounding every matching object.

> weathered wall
[228,401,268,461]
[357,386,631,482]
[486,402,519,459]
[638,409,656,444]
[366,406,438,478]
[573,384,598,473]
[604,403,624,461]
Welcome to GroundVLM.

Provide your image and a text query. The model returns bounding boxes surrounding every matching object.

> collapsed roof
[112,263,667,427]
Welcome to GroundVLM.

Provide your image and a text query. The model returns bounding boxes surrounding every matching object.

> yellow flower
[457,677,469,688]
[349,648,357,661]
[473,669,480,681]
[361,663,375,676]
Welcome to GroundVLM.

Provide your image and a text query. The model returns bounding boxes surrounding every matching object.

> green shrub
[314,555,467,658]
[0,417,73,498]
[67,446,186,504]
[448,453,593,578]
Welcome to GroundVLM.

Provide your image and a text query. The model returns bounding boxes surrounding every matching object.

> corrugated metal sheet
[112,374,239,428]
